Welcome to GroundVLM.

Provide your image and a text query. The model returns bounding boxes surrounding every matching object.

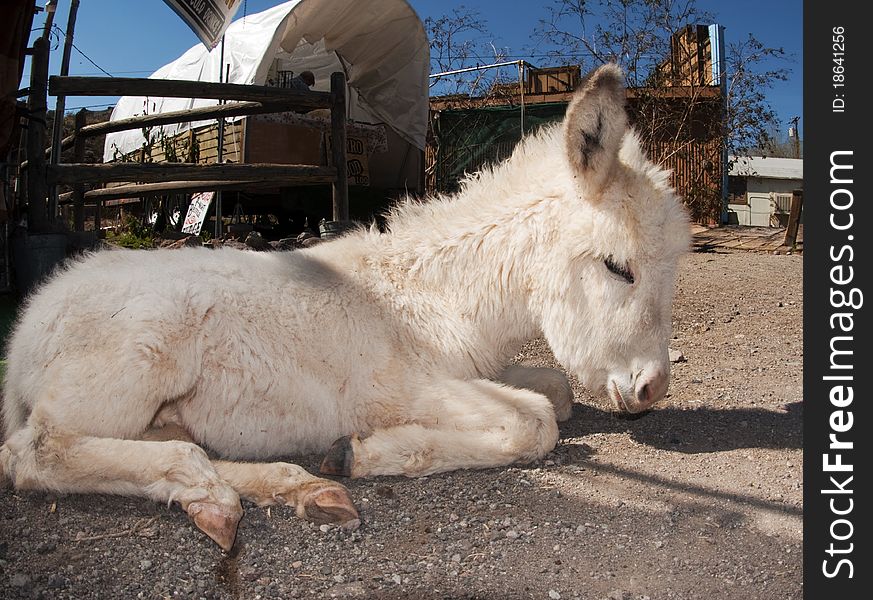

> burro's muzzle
[606,361,670,414]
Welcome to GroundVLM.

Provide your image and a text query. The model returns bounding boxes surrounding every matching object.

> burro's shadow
[561,401,802,453]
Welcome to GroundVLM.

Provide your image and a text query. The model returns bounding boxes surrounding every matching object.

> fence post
[94,199,102,235]
[330,71,348,221]
[72,109,87,231]
[26,36,50,233]
[783,189,803,249]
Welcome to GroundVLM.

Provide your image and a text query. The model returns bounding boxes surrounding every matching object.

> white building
[727,156,803,227]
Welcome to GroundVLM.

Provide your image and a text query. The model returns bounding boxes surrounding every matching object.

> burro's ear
[564,63,628,197]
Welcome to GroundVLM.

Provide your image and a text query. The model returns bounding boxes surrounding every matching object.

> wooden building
[427,25,728,224]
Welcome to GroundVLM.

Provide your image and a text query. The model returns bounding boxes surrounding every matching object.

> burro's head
[534,63,690,414]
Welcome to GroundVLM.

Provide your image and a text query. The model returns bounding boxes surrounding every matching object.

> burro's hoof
[320,435,356,477]
[297,482,360,529]
[187,501,243,551]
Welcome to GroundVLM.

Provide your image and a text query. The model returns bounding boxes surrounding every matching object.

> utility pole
[788,116,801,159]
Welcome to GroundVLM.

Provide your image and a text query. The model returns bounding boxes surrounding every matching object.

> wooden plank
[245,119,322,165]
[195,132,242,153]
[63,180,287,202]
[78,101,290,138]
[736,239,771,250]
[197,148,242,164]
[783,190,803,248]
[330,72,349,221]
[47,163,337,185]
[50,76,333,109]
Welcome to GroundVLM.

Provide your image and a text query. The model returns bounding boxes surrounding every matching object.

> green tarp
[431,102,569,194]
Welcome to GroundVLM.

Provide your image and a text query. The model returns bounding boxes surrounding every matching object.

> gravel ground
[0,248,803,600]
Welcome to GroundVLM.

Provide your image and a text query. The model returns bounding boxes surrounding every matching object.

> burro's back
[0,63,689,551]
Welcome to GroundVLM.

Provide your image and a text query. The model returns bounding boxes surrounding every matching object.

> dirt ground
[0,247,803,600]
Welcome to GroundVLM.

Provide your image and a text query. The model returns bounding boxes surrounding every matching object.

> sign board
[328,136,370,187]
[181,191,214,235]
[346,136,370,186]
[162,0,244,49]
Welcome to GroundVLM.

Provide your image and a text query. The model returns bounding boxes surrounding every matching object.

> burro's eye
[604,256,635,284]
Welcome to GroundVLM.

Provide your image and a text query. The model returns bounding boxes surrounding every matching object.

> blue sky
[27,0,802,135]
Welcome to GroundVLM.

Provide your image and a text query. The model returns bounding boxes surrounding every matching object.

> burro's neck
[377,148,567,376]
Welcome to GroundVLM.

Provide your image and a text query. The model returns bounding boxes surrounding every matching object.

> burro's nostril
[636,382,651,405]
[635,370,669,409]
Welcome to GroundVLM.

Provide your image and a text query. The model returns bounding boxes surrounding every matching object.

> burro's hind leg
[497,364,574,422]
[320,377,560,478]
[0,420,243,551]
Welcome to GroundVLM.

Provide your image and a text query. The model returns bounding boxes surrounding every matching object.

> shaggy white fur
[0,64,689,549]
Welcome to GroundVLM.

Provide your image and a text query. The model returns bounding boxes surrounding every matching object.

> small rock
[245,231,270,251]
[139,559,153,570]
[391,574,402,585]
[376,486,396,499]
[668,349,686,363]
[549,591,561,600]
[291,561,303,569]
[654,540,664,549]
[451,554,461,563]
[325,581,367,598]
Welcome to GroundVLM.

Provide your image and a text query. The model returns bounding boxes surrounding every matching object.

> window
[728,175,748,204]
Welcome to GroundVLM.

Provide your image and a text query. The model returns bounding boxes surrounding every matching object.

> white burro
[1,64,690,550]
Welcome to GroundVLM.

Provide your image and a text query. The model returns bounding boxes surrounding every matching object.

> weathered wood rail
[49,77,334,108]
[27,69,350,233]
[51,101,292,155]
[47,163,337,186]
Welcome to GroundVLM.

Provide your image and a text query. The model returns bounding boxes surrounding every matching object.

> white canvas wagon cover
[103,0,429,161]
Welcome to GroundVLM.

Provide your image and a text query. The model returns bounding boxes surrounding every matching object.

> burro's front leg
[497,364,574,422]
[212,461,359,529]
[320,378,560,478]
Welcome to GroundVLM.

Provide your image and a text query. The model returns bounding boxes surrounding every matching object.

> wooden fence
[646,138,723,223]
[22,36,349,234]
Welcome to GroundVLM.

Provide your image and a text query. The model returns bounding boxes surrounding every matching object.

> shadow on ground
[560,400,802,453]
